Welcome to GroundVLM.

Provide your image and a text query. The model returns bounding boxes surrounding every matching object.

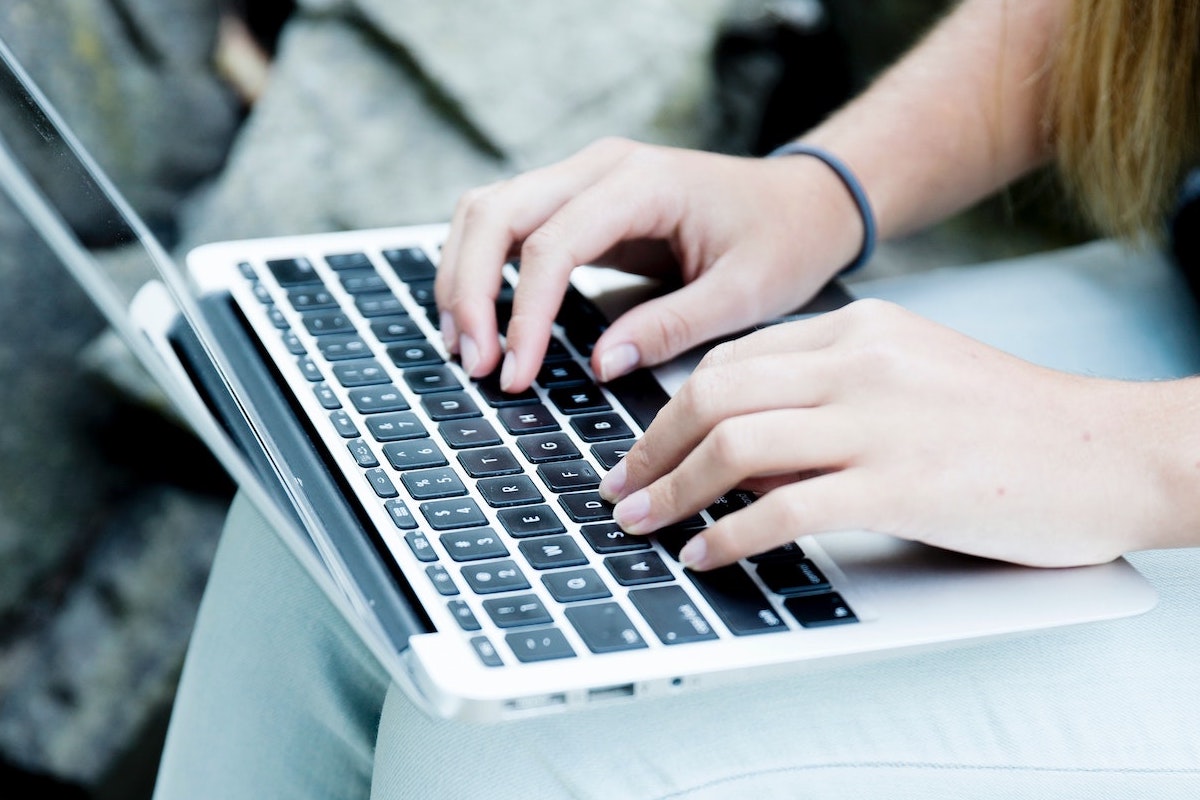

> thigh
[153,493,390,800]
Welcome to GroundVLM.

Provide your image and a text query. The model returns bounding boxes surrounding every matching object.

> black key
[338,267,388,294]
[426,564,459,596]
[348,385,409,414]
[628,585,719,645]
[475,371,539,407]
[590,439,635,470]
[536,460,601,493]
[364,468,399,499]
[316,333,370,361]
[707,489,757,522]
[461,559,530,594]
[266,256,318,286]
[602,368,671,433]
[517,432,581,463]
[301,309,355,336]
[403,366,461,394]
[402,467,467,500]
[325,251,373,271]
[252,280,275,305]
[470,635,504,667]
[543,337,571,361]
[653,525,698,561]
[347,438,379,467]
[287,285,338,311]
[357,291,407,318]
[457,447,522,478]
[496,505,567,538]
[407,278,437,307]
[505,627,575,662]
[297,356,323,382]
[565,603,647,653]
[580,522,651,554]
[439,419,502,449]
[420,497,487,530]
[388,342,442,368]
[784,592,858,627]
[237,261,257,280]
[384,498,419,529]
[542,569,612,603]
[369,313,423,340]
[497,404,559,435]
[559,491,613,522]
[747,541,806,563]
[605,552,674,586]
[283,330,307,355]
[365,411,427,442]
[536,361,589,387]
[478,475,544,508]
[331,359,389,387]
[420,391,481,421]
[383,438,447,471]
[756,559,831,597]
[404,531,437,562]
[267,307,289,329]
[439,528,509,561]
[482,594,552,628]
[685,566,788,636]
[448,600,481,631]
[314,383,342,409]
[518,535,588,570]
[548,385,611,415]
[383,246,437,282]
[571,412,633,442]
[556,285,608,357]
[329,410,359,438]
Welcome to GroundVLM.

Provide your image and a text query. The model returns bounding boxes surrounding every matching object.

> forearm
[800,0,1069,240]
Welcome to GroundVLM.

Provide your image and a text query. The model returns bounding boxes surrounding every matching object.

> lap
[156,240,1200,799]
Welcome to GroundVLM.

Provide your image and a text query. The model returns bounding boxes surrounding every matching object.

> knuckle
[708,418,750,472]
[649,305,696,360]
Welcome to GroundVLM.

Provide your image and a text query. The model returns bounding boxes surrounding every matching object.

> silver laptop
[0,37,1158,722]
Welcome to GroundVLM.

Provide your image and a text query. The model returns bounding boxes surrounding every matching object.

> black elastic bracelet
[767,141,877,274]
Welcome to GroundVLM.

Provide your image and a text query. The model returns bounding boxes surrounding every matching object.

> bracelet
[767,141,877,274]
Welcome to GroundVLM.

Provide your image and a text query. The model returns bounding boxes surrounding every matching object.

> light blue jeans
[153,241,1200,798]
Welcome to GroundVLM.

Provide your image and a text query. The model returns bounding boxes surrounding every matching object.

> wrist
[766,142,877,274]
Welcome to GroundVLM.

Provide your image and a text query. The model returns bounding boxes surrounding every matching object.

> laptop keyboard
[237,243,857,667]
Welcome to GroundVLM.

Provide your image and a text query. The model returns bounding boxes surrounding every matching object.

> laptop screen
[0,35,403,657]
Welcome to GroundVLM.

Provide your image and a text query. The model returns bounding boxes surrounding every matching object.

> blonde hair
[1051,0,1200,239]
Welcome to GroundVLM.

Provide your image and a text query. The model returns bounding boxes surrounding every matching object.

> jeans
[153,241,1200,798]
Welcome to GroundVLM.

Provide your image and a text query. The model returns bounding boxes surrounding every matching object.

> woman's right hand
[435,137,867,392]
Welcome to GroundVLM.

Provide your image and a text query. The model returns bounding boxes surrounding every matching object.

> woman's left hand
[599,298,1182,569]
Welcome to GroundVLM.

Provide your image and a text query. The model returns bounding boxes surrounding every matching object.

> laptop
[0,37,1158,722]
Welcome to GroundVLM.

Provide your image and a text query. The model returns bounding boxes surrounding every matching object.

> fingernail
[459,334,479,376]
[499,351,516,391]
[599,460,626,501]
[440,312,458,352]
[613,489,651,533]
[598,343,640,382]
[679,536,708,570]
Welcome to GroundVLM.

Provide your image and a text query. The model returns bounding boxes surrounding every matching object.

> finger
[600,350,844,501]
[679,470,871,570]
[501,162,685,391]
[438,139,639,377]
[612,407,859,535]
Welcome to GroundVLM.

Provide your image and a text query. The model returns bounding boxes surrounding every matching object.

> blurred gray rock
[0,0,241,239]
[179,0,736,248]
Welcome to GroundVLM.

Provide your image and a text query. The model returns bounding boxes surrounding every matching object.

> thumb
[591,274,770,382]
